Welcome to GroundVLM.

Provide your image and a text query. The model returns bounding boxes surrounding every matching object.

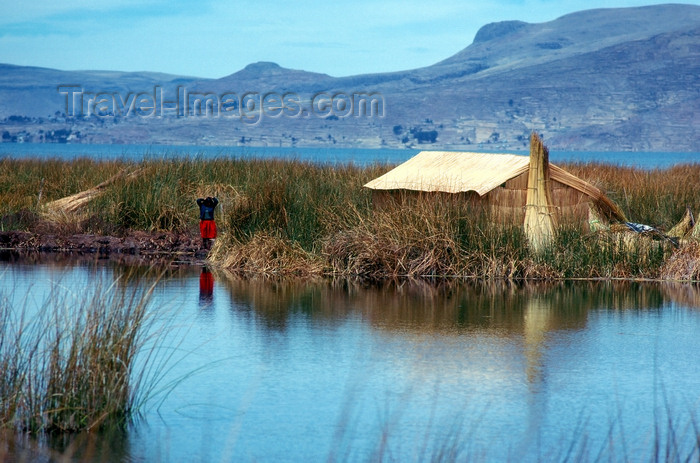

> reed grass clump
[324,198,464,279]
[323,197,540,279]
[0,157,125,231]
[560,162,700,228]
[659,241,700,281]
[210,231,325,278]
[0,275,158,433]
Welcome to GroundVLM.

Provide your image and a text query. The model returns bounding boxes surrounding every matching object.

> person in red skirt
[196,196,219,249]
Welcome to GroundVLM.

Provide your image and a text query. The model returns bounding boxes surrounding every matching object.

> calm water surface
[1,255,699,462]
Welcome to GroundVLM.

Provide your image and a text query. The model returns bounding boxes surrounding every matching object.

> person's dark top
[197,197,219,220]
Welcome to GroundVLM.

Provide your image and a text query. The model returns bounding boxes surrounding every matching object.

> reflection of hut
[364,134,625,235]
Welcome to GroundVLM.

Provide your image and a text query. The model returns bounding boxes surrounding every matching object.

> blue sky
[1,1,697,78]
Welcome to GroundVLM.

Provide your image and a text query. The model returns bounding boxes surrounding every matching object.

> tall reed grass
[0,272,159,433]
[562,163,700,228]
[328,385,700,462]
[1,157,699,281]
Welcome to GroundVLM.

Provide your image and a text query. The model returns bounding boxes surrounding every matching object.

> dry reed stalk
[524,133,557,254]
[212,232,324,278]
[323,228,386,279]
[598,227,672,277]
[322,200,464,279]
[43,167,145,214]
[548,165,627,224]
[587,203,609,232]
[37,208,88,234]
[666,206,696,238]
[693,221,700,240]
[472,254,520,280]
[659,241,700,281]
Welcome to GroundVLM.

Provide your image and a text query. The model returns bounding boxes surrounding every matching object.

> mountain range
[1,3,698,151]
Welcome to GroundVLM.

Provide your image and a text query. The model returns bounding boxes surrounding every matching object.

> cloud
[0,0,213,31]
[1,0,151,24]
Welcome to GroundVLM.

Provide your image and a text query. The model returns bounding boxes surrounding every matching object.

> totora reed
[0,270,175,434]
[1,153,700,281]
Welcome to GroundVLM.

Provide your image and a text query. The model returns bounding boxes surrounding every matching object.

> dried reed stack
[693,220,700,240]
[667,206,695,239]
[524,133,557,253]
[44,167,144,214]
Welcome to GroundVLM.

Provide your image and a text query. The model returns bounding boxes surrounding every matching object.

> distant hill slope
[1,4,698,151]
[0,63,203,118]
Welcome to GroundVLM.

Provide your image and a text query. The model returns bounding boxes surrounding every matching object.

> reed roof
[364,150,626,221]
[364,151,530,195]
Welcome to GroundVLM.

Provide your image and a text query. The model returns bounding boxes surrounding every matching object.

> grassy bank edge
[1,157,700,282]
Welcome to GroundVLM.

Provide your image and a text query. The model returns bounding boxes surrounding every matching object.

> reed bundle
[44,167,144,214]
[523,133,557,253]
[667,206,695,239]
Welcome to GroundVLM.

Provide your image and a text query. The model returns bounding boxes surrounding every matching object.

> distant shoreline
[1,142,698,169]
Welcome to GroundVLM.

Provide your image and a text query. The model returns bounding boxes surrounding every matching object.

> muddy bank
[0,229,208,265]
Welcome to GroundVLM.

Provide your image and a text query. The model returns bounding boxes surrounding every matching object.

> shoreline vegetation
[0,271,165,435]
[1,155,700,281]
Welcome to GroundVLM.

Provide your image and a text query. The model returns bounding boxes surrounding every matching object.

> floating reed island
[2,135,700,281]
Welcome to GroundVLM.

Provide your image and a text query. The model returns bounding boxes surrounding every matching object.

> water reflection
[215,277,700,459]
[2,258,700,462]
[220,278,697,385]
[221,277,684,332]
[199,266,214,306]
[220,278,700,392]
[662,281,700,308]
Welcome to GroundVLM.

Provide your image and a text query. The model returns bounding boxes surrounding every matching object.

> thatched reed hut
[364,135,625,234]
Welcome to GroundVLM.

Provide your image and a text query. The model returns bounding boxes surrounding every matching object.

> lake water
[1,142,699,169]
[1,255,699,462]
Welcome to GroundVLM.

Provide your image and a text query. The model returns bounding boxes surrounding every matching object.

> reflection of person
[196,196,219,249]
[199,266,214,303]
